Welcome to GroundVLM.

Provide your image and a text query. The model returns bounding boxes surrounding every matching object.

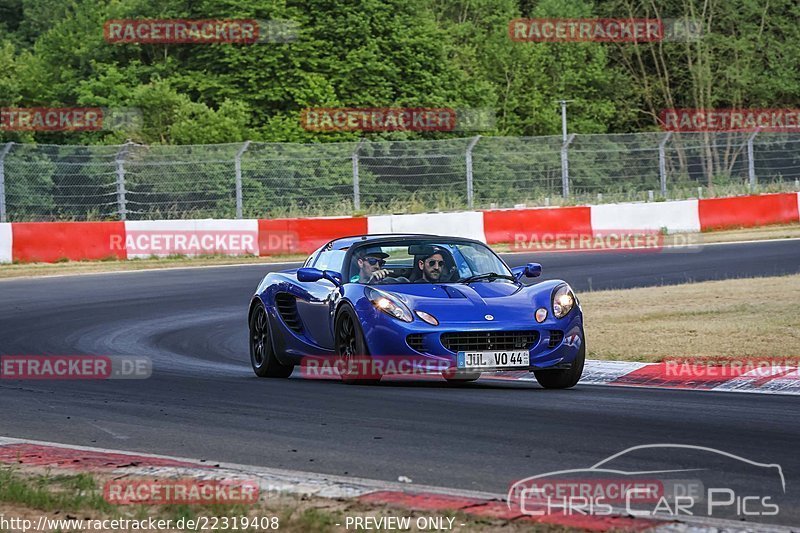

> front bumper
[356,299,584,373]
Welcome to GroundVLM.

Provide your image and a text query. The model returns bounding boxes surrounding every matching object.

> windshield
[347,239,512,285]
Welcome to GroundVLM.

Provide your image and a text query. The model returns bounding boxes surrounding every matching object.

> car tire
[533,332,586,389]
[250,304,293,378]
[335,305,382,385]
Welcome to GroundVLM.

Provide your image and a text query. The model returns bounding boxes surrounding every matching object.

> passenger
[352,247,390,283]
[416,247,448,283]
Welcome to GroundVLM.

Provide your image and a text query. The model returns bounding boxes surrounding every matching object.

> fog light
[535,307,548,323]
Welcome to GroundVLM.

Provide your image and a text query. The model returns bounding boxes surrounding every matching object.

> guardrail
[2,192,797,264]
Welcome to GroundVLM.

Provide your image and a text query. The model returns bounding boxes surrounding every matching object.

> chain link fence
[1,133,799,222]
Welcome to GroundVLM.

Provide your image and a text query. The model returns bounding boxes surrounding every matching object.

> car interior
[347,243,461,283]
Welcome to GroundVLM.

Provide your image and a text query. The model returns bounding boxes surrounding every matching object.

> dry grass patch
[581,274,800,362]
[0,254,306,280]
[692,222,800,244]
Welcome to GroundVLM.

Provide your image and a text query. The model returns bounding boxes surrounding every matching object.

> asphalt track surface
[1,239,799,526]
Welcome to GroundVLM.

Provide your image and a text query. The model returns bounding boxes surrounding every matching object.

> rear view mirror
[408,244,434,256]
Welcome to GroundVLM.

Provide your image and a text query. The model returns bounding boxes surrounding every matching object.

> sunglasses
[363,257,386,266]
[426,260,445,267]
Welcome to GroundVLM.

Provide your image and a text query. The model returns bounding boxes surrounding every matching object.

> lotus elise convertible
[248,234,585,388]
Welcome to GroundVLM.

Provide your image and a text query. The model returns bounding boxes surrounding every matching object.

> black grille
[406,334,425,353]
[275,293,303,333]
[548,330,564,348]
[441,331,538,352]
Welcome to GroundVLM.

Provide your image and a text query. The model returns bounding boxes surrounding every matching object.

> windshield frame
[343,236,513,285]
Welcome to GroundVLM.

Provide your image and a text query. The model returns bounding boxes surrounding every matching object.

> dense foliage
[1,0,798,145]
[1,0,798,221]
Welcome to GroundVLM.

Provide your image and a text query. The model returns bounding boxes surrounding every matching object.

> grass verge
[0,254,307,280]
[581,273,800,362]
[0,467,575,532]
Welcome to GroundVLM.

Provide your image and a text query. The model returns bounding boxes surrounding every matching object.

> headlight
[552,284,575,319]
[365,287,413,323]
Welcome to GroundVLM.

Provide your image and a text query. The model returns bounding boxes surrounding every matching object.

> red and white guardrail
[0,192,797,263]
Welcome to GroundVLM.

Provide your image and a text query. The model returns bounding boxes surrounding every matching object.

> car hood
[375,280,562,323]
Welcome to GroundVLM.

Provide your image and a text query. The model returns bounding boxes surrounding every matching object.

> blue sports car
[248,234,585,388]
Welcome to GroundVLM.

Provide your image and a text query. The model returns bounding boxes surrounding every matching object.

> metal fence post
[0,142,14,223]
[114,142,133,221]
[235,141,251,219]
[658,132,672,197]
[561,134,576,198]
[352,139,365,211]
[747,130,759,191]
[465,136,481,208]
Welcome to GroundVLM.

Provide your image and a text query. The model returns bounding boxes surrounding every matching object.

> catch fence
[1,132,798,221]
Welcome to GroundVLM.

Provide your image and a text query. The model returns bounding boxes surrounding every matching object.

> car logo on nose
[484,314,494,321]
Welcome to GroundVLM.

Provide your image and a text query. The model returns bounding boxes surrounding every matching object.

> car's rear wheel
[250,304,293,378]
[335,305,381,385]
[533,333,586,389]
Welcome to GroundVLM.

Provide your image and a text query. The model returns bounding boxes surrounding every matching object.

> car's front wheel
[533,333,585,389]
[250,304,293,378]
[335,305,382,385]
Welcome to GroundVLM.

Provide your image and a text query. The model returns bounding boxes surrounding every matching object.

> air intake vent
[406,334,425,353]
[441,331,538,353]
[275,293,303,333]
[548,330,564,348]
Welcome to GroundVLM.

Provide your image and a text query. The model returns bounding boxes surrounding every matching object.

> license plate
[457,351,529,369]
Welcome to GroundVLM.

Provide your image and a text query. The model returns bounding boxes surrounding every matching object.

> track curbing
[1,437,795,531]
[495,359,800,395]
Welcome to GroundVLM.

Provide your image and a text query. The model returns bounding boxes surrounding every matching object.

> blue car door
[293,249,345,350]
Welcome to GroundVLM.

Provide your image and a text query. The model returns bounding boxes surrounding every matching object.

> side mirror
[524,263,542,278]
[297,267,342,286]
[512,262,542,281]
[297,267,323,282]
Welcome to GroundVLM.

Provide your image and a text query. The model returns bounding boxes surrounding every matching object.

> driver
[352,246,390,283]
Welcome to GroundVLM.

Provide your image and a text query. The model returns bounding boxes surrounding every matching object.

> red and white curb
[0,436,654,531]
[497,360,800,395]
[0,437,793,532]
[2,192,798,264]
